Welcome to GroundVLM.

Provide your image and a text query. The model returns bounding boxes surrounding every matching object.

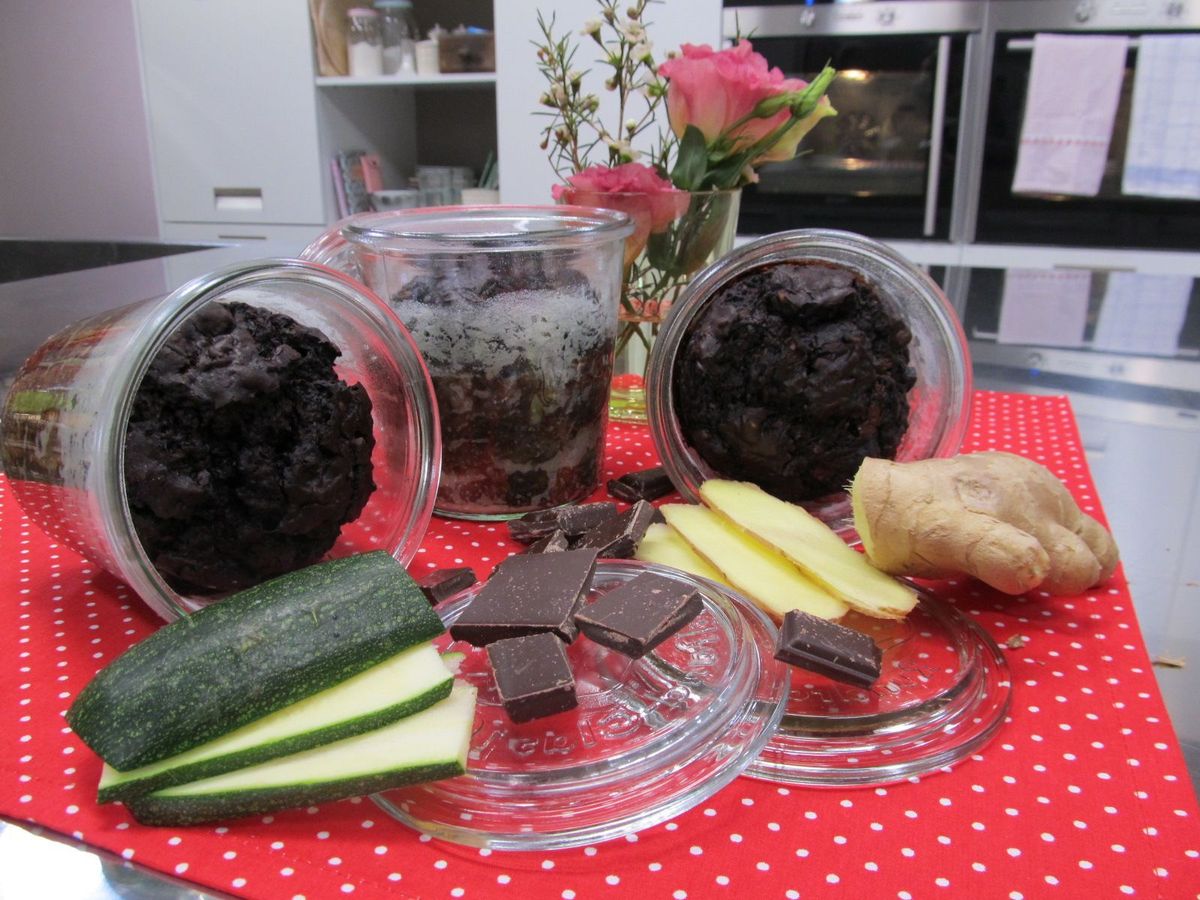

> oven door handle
[923,35,952,238]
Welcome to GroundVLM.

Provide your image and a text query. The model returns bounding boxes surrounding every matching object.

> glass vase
[555,187,741,422]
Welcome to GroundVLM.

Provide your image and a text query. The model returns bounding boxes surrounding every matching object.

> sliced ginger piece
[635,522,730,587]
[660,503,848,622]
[700,479,917,619]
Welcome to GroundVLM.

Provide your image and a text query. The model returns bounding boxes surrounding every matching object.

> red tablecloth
[2,391,1198,899]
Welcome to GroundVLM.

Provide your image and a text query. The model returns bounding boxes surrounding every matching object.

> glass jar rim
[342,205,635,252]
[96,258,439,619]
[646,227,972,526]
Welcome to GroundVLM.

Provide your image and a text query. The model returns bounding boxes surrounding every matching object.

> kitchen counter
[1,242,1198,898]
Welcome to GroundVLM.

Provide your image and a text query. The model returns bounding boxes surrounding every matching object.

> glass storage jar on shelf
[346,7,383,77]
[375,0,418,75]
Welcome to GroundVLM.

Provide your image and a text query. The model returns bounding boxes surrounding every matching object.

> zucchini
[68,551,445,770]
[125,682,478,826]
[97,642,454,804]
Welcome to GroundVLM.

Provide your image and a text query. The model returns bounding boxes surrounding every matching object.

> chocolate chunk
[607,466,674,502]
[507,502,619,543]
[448,548,598,646]
[773,609,882,687]
[415,567,477,604]
[673,261,915,502]
[527,529,570,554]
[486,632,577,723]
[575,573,703,659]
[572,500,656,558]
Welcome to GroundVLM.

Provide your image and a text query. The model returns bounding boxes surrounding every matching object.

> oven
[970,0,1200,252]
[722,1,985,241]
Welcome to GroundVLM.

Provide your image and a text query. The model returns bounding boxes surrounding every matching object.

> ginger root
[849,452,1119,596]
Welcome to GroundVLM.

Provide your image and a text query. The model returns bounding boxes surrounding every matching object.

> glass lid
[373,560,789,850]
[748,586,1012,786]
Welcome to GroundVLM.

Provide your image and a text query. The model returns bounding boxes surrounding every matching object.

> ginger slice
[635,522,730,587]
[659,504,848,622]
[700,479,917,619]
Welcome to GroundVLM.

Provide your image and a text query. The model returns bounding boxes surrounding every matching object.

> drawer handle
[214,188,263,211]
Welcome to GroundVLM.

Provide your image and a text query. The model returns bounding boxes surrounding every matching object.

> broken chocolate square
[572,500,656,558]
[574,573,703,659]
[486,632,577,723]
[773,609,882,688]
[607,466,674,503]
[527,529,570,554]
[448,548,598,646]
[415,567,477,604]
[507,502,618,543]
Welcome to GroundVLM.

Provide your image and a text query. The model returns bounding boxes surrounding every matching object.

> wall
[0,1,159,240]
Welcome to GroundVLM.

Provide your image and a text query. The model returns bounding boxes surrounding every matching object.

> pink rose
[658,40,829,164]
[553,162,689,266]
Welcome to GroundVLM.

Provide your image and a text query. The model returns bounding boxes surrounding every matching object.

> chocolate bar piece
[448,548,598,646]
[415,567,477,604]
[575,573,703,659]
[773,609,882,688]
[572,500,656,558]
[486,632,578,723]
[507,502,619,543]
[527,529,570,554]
[607,466,674,503]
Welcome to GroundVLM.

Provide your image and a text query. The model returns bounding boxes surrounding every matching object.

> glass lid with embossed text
[748,587,1012,786]
[373,560,789,850]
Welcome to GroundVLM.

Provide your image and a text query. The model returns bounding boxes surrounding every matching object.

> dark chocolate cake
[673,261,915,502]
[123,301,375,595]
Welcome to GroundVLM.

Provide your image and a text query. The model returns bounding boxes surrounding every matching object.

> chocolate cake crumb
[672,261,915,502]
[123,301,375,595]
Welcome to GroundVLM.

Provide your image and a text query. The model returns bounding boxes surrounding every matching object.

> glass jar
[375,0,418,75]
[346,7,383,77]
[647,228,972,531]
[302,206,634,520]
[0,259,440,620]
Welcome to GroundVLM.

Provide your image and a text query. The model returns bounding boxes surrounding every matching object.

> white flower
[581,18,603,37]
[631,40,654,63]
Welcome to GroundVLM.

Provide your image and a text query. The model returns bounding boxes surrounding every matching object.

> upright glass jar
[346,7,383,77]
[303,206,634,520]
[375,0,418,75]
[0,260,440,620]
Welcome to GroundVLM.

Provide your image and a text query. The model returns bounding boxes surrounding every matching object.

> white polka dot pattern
[1,393,1198,899]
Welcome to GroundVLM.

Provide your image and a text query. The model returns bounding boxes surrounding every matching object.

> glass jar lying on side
[303,206,634,520]
[647,228,972,531]
[0,259,440,620]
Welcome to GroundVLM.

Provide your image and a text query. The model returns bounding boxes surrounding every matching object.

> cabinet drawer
[136,0,326,225]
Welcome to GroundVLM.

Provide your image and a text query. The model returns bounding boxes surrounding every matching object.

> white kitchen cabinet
[133,0,722,242]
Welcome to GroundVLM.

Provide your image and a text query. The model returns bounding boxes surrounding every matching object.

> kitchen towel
[1122,34,1200,199]
[997,268,1092,347]
[1012,33,1129,197]
[1092,271,1193,356]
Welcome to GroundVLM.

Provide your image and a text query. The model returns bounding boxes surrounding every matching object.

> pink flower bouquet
[536,1,836,417]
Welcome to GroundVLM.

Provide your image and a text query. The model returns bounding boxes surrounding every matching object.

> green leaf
[670,125,709,191]
[645,227,677,271]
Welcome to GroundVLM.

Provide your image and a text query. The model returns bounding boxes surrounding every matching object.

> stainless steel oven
[968,0,1200,252]
[722,1,985,241]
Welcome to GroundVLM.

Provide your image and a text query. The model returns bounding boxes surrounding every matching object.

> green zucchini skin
[124,683,477,827]
[68,551,445,771]
[126,760,464,826]
[97,644,454,804]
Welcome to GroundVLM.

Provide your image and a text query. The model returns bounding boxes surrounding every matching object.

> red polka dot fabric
[2,392,1198,899]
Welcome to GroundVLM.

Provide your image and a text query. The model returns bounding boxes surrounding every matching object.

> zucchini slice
[98,642,455,804]
[68,551,445,770]
[125,682,478,826]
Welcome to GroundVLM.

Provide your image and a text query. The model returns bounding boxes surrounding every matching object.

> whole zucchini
[67,551,444,771]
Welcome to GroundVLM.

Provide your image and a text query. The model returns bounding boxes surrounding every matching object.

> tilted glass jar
[0,259,440,620]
